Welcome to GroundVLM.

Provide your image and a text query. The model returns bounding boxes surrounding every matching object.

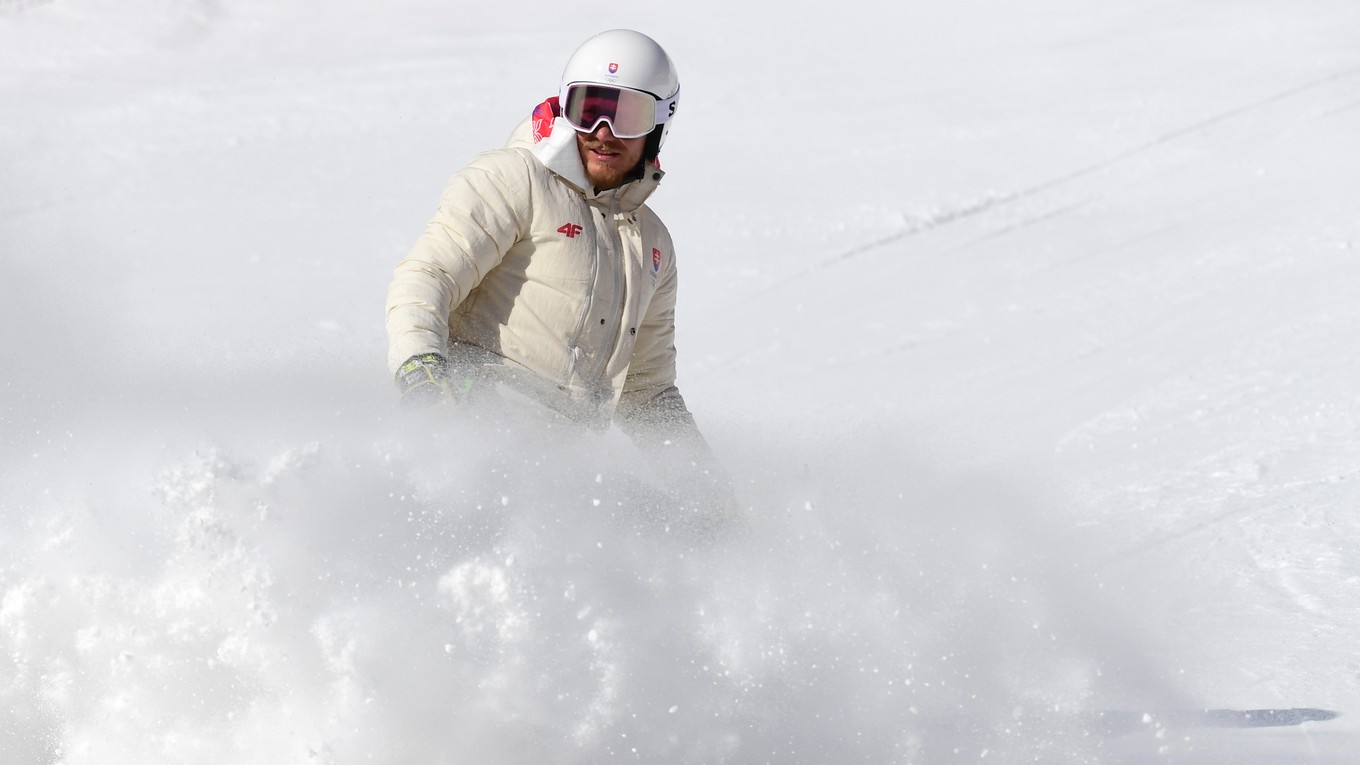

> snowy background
[3,0,1359,762]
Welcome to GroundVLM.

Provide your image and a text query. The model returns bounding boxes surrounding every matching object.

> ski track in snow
[4,0,1360,763]
[788,63,1360,284]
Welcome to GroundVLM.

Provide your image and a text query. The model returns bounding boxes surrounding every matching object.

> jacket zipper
[564,204,604,386]
[593,209,627,386]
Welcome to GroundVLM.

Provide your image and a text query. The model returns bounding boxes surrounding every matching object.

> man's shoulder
[635,202,668,228]
[467,143,537,169]
[456,143,548,191]
[462,113,571,185]
[504,115,537,149]
[632,192,671,226]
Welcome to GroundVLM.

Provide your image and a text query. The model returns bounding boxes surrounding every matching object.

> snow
[3,0,1360,762]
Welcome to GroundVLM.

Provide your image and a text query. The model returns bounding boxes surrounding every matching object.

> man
[386,29,710,462]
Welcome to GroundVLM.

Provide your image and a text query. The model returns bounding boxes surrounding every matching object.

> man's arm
[616,264,738,534]
[615,253,702,446]
[385,150,532,374]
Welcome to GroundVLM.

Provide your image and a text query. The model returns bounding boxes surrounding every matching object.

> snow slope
[3,0,1359,762]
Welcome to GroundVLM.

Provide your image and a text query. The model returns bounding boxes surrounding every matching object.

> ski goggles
[560,83,677,139]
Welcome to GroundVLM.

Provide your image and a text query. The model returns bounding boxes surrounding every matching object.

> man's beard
[579,136,644,191]
[587,161,639,190]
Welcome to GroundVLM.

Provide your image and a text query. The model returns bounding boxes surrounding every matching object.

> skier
[386,29,732,524]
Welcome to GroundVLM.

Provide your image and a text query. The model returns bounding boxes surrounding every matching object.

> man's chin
[586,165,629,191]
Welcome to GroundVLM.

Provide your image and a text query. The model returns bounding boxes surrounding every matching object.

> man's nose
[592,122,617,140]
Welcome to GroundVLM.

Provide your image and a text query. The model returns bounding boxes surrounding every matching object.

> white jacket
[386,110,692,431]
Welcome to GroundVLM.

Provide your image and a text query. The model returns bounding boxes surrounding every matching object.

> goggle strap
[653,88,679,127]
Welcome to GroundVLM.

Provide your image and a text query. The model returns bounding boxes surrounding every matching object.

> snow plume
[1,382,1192,764]
[5,0,1360,760]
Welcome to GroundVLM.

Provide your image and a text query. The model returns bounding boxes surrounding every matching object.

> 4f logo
[557,222,584,238]
[652,248,662,274]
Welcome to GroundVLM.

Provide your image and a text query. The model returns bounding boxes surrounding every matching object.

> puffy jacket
[385,106,694,433]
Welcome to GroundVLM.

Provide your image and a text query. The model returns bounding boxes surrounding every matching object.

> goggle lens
[562,84,660,139]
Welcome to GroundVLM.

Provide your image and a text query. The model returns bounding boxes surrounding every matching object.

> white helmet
[558,29,679,157]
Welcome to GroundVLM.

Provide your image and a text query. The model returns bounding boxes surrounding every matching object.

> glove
[674,462,746,540]
[395,353,470,408]
[646,445,746,542]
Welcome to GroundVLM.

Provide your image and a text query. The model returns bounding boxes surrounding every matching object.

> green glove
[395,353,471,407]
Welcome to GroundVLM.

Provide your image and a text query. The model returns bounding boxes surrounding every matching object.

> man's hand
[671,461,746,540]
[395,353,469,408]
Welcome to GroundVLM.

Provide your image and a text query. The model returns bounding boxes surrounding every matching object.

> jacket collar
[508,109,665,213]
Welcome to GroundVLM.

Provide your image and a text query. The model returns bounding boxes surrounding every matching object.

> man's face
[576,123,646,191]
